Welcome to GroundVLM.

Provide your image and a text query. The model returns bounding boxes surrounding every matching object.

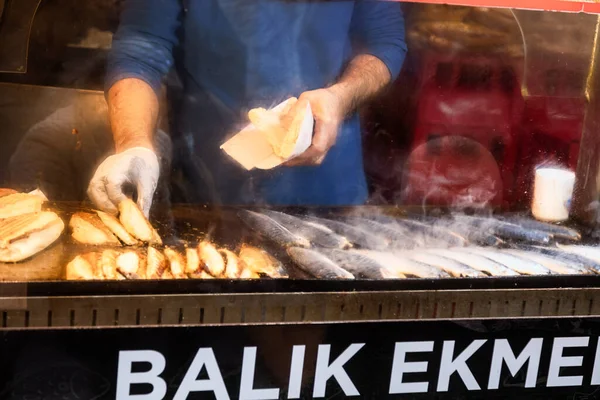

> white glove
[87,147,159,217]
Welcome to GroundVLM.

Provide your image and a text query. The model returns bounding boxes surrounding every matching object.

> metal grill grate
[1,288,599,329]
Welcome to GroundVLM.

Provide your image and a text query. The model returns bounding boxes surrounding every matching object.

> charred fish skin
[318,248,403,279]
[301,216,389,250]
[238,210,310,248]
[498,216,581,241]
[261,210,351,249]
[287,247,354,279]
[340,217,418,250]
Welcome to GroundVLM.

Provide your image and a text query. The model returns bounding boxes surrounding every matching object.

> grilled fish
[185,247,200,275]
[287,247,354,279]
[342,217,418,249]
[238,244,287,278]
[302,216,389,250]
[100,249,119,280]
[96,210,138,246]
[198,241,225,276]
[426,248,517,276]
[555,245,600,264]
[147,246,168,279]
[66,255,95,280]
[502,249,585,275]
[118,199,162,245]
[238,210,310,248]
[353,250,450,278]
[458,247,552,275]
[116,251,142,279]
[318,248,405,279]
[457,216,553,245]
[406,252,485,277]
[164,247,186,279]
[69,212,120,246]
[261,210,350,249]
[221,249,242,279]
[528,246,600,274]
[499,217,581,241]
[393,218,468,247]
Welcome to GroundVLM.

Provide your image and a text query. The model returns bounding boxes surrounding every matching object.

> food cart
[1,0,600,398]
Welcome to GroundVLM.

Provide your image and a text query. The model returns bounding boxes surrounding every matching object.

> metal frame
[2,286,600,329]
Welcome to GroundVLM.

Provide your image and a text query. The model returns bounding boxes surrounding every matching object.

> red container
[404,53,523,208]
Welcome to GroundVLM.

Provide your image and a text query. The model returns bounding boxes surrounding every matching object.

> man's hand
[284,54,392,166]
[87,147,159,217]
[284,87,348,166]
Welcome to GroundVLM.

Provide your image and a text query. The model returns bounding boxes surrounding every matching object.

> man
[88,0,407,216]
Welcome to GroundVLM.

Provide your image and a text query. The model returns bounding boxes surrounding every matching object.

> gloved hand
[87,147,159,217]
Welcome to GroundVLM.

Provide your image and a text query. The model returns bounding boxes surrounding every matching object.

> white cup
[532,167,576,222]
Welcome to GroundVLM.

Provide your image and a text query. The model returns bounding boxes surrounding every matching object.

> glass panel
[0,1,599,282]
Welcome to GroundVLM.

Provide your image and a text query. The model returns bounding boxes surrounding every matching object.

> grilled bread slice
[70,212,120,246]
[0,212,64,262]
[96,210,138,246]
[0,193,45,219]
[118,199,162,245]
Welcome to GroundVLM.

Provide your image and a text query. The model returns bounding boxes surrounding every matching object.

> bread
[118,199,162,245]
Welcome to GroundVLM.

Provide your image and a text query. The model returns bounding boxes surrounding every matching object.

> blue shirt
[106,0,406,206]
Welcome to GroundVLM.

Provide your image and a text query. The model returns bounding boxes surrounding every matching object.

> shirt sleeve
[350,1,408,80]
[105,0,183,94]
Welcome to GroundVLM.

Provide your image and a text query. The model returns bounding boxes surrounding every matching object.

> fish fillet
[238,244,287,278]
[118,199,161,245]
[221,249,241,278]
[164,247,186,279]
[198,241,225,276]
[147,246,168,279]
[116,251,141,279]
[185,247,200,275]
[70,212,120,246]
[100,249,119,280]
[96,210,138,246]
[66,255,95,280]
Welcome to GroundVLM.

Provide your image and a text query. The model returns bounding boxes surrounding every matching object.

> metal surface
[1,286,600,329]
[0,0,41,73]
